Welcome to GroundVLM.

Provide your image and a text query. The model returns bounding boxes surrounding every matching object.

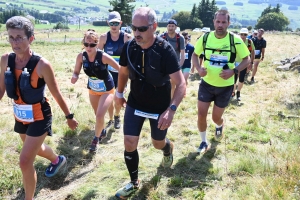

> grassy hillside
[0,28,300,199]
[5,0,300,30]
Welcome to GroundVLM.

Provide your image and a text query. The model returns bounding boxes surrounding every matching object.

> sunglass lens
[90,43,97,47]
[83,43,97,47]
[83,43,88,47]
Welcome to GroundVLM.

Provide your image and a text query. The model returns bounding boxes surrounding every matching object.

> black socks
[124,149,139,182]
[161,138,171,156]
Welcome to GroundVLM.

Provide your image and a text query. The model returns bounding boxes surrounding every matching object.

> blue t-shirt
[181,43,194,69]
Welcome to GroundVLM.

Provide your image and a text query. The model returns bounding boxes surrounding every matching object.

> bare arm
[0,54,8,100]
[192,52,207,77]
[38,58,78,130]
[102,53,120,72]
[261,48,265,61]
[157,70,186,130]
[71,53,83,84]
[97,34,107,50]
[116,66,129,108]
[179,49,185,67]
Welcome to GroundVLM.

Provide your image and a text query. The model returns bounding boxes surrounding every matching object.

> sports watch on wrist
[169,105,177,111]
[233,68,239,74]
[65,113,74,119]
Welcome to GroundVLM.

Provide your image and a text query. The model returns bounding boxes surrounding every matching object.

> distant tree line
[0,9,24,24]
[255,4,289,31]
[171,0,218,30]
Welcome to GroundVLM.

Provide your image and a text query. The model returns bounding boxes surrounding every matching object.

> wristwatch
[169,105,177,111]
[233,68,239,74]
[65,113,74,119]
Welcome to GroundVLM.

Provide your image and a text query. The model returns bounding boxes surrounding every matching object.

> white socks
[200,131,207,143]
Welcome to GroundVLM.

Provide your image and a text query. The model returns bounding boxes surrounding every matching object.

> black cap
[168,19,177,26]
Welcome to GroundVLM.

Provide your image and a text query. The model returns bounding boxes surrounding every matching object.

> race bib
[13,103,34,122]
[185,53,188,59]
[209,54,228,68]
[134,109,159,120]
[108,56,120,73]
[255,50,260,55]
[88,77,106,92]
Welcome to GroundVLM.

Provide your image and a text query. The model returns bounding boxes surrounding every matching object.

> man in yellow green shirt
[191,9,250,153]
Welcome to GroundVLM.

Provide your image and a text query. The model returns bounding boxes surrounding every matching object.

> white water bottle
[5,67,11,74]
[22,68,29,75]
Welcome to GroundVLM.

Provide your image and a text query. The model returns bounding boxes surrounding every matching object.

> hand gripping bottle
[4,67,18,100]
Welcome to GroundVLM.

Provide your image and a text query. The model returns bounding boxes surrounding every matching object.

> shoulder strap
[8,53,16,71]
[228,32,236,63]
[25,52,41,74]
[202,32,210,61]
[95,49,103,63]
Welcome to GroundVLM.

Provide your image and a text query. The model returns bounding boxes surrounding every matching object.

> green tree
[109,0,135,26]
[172,11,203,30]
[255,12,289,31]
[190,3,197,20]
[196,0,218,30]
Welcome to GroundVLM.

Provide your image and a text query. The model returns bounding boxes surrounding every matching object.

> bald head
[132,7,157,24]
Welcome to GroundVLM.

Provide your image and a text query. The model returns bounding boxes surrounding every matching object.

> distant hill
[3,0,300,30]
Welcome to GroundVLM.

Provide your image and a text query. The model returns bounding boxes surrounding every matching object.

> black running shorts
[14,116,53,137]
[123,105,167,141]
[198,80,233,108]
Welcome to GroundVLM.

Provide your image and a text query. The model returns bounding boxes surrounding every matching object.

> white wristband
[72,73,79,78]
[115,91,124,98]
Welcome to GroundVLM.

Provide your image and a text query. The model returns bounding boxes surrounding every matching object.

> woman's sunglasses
[240,34,248,36]
[109,22,120,26]
[83,43,97,48]
[131,24,153,32]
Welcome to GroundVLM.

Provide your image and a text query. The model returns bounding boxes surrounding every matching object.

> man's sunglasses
[185,37,190,40]
[109,22,120,26]
[87,29,95,32]
[240,34,248,36]
[131,24,153,32]
[83,43,97,48]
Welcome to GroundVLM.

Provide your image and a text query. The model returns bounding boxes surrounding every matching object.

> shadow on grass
[125,141,220,199]
[11,127,118,200]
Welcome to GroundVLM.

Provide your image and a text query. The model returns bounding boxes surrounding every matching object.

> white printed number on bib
[255,50,260,55]
[108,57,120,73]
[13,103,34,122]
[88,77,106,92]
[134,109,159,120]
[185,53,188,59]
[209,54,228,68]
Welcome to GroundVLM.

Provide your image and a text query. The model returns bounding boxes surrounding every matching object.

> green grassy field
[0,28,300,199]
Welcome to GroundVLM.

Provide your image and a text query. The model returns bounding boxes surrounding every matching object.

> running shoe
[114,115,121,129]
[44,155,66,177]
[161,142,174,168]
[215,125,224,141]
[89,138,98,153]
[98,129,107,143]
[250,77,255,84]
[115,180,140,199]
[106,120,114,129]
[197,141,209,153]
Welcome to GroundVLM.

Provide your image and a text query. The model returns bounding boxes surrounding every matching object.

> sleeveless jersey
[104,31,125,73]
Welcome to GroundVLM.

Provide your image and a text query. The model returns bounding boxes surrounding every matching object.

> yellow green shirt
[194,32,249,87]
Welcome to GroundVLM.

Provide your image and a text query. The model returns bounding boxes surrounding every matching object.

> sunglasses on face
[240,34,247,36]
[131,24,153,32]
[109,22,120,26]
[185,37,189,40]
[83,43,97,48]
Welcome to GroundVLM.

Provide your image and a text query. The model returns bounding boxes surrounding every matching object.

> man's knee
[124,136,139,152]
